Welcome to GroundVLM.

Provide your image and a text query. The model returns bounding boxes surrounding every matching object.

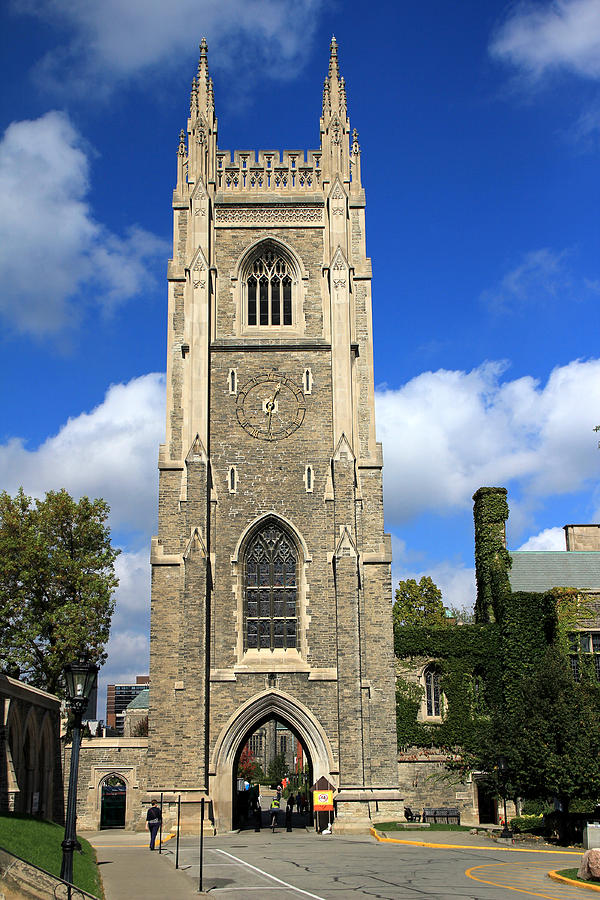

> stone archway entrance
[210,689,335,833]
[100,775,127,828]
[232,715,313,830]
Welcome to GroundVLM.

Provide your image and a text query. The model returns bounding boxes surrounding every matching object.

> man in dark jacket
[146,800,162,850]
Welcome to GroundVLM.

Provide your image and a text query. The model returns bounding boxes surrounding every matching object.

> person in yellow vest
[270,795,280,831]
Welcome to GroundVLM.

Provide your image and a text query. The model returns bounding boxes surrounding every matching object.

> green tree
[266,752,287,786]
[460,646,600,813]
[238,744,264,783]
[0,487,119,694]
[393,576,446,629]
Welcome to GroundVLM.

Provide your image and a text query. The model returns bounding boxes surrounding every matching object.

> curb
[369,828,581,856]
[548,870,600,892]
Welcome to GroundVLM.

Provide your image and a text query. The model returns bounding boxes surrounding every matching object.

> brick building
[105,676,149,734]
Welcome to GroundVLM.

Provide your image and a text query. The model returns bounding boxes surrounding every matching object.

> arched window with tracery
[244,522,297,650]
[424,666,441,718]
[247,247,293,326]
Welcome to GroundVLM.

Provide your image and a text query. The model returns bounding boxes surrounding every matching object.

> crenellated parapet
[175,36,361,200]
[215,150,323,192]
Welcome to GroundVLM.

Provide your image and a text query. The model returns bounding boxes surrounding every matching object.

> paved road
[160,829,587,899]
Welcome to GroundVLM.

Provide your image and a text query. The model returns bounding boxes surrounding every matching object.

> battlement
[216,149,323,192]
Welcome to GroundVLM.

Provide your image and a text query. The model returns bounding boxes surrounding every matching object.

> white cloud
[490,0,600,81]
[393,558,477,615]
[95,547,152,718]
[14,0,326,95]
[481,248,600,314]
[0,373,165,536]
[377,357,600,527]
[482,249,572,312]
[0,111,166,336]
[517,526,566,550]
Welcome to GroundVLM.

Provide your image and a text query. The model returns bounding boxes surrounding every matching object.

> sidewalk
[86,831,206,899]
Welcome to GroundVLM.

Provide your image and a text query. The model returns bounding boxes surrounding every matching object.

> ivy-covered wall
[395,623,501,750]
[472,487,511,624]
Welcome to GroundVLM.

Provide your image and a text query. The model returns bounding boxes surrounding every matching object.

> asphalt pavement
[86,822,590,900]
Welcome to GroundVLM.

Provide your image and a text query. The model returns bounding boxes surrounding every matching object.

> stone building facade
[144,37,401,832]
[0,674,63,822]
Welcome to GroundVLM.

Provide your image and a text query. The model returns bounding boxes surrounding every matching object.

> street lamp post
[61,661,98,897]
[497,755,513,840]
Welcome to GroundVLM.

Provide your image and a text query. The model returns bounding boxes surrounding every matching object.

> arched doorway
[100,775,127,828]
[210,689,335,833]
[232,714,313,830]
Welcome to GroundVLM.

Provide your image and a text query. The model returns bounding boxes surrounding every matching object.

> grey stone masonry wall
[144,38,401,833]
[69,738,148,831]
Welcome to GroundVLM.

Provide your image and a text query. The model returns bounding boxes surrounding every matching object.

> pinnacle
[328,34,339,79]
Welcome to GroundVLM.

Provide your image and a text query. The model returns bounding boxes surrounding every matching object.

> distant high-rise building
[106,676,149,734]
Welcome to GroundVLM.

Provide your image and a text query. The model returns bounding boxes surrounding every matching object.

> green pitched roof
[509,551,600,593]
[125,688,149,710]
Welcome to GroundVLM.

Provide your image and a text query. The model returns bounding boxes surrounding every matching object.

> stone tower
[147,37,401,831]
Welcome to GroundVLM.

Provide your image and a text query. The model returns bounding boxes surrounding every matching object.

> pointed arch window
[247,249,293,326]
[424,666,441,718]
[244,522,297,650]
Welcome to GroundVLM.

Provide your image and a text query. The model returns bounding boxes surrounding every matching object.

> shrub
[510,814,544,834]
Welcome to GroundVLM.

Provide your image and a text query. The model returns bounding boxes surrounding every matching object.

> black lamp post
[497,755,513,840]
[61,661,98,896]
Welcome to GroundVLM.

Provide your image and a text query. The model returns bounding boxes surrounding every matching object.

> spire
[328,35,339,81]
[320,36,351,180]
[193,37,211,119]
[184,37,217,188]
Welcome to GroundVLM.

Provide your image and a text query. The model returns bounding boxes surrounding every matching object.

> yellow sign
[313,790,334,811]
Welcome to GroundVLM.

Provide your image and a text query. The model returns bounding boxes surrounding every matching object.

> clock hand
[264,383,281,435]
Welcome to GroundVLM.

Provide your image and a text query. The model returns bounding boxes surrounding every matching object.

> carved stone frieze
[214,206,324,226]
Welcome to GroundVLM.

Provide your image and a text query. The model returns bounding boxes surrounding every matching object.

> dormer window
[247,249,292,326]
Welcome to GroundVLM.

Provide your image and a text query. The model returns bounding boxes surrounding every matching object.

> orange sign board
[313,790,334,811]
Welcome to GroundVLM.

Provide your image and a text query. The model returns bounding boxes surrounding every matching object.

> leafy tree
[132,716,149,737]
[0,487,119,694]
[266,752,287,786]
[460,646,600,813]
[393,576,446,629]
[238,744,264,782]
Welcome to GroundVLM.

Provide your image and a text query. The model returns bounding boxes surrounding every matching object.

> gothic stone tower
[147,38,401,831]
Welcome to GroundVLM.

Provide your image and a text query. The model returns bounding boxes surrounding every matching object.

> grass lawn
[376,821,472,832]
[555,867,599,886]
[0,814,102,898]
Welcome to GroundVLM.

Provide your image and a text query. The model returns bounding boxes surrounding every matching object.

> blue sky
[1,0,599,711]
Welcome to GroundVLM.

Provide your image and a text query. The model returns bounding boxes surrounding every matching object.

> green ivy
[472,487,511,624]
[394,623,501,750]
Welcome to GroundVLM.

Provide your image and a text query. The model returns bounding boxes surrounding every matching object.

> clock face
[236,373,306,441]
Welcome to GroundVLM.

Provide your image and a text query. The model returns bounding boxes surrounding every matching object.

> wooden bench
[422,806,461,825]
[404,807,421,822]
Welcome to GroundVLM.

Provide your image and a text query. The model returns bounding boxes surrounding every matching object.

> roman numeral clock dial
[236,373,306,441]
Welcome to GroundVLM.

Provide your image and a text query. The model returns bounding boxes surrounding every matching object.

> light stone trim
[215,205,324,226]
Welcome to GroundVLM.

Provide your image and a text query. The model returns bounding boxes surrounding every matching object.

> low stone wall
[68,737,148,830]
[397,749,479,825]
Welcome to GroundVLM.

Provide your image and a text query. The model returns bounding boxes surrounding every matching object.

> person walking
[288,791,296,815]
[270,795,280,832]
[146,800,162,851]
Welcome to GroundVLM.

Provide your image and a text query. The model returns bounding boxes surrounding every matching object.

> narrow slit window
[303,368,312,394]
[228,466,237,494]
[228,369,237,395]
[305,465,313,492]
